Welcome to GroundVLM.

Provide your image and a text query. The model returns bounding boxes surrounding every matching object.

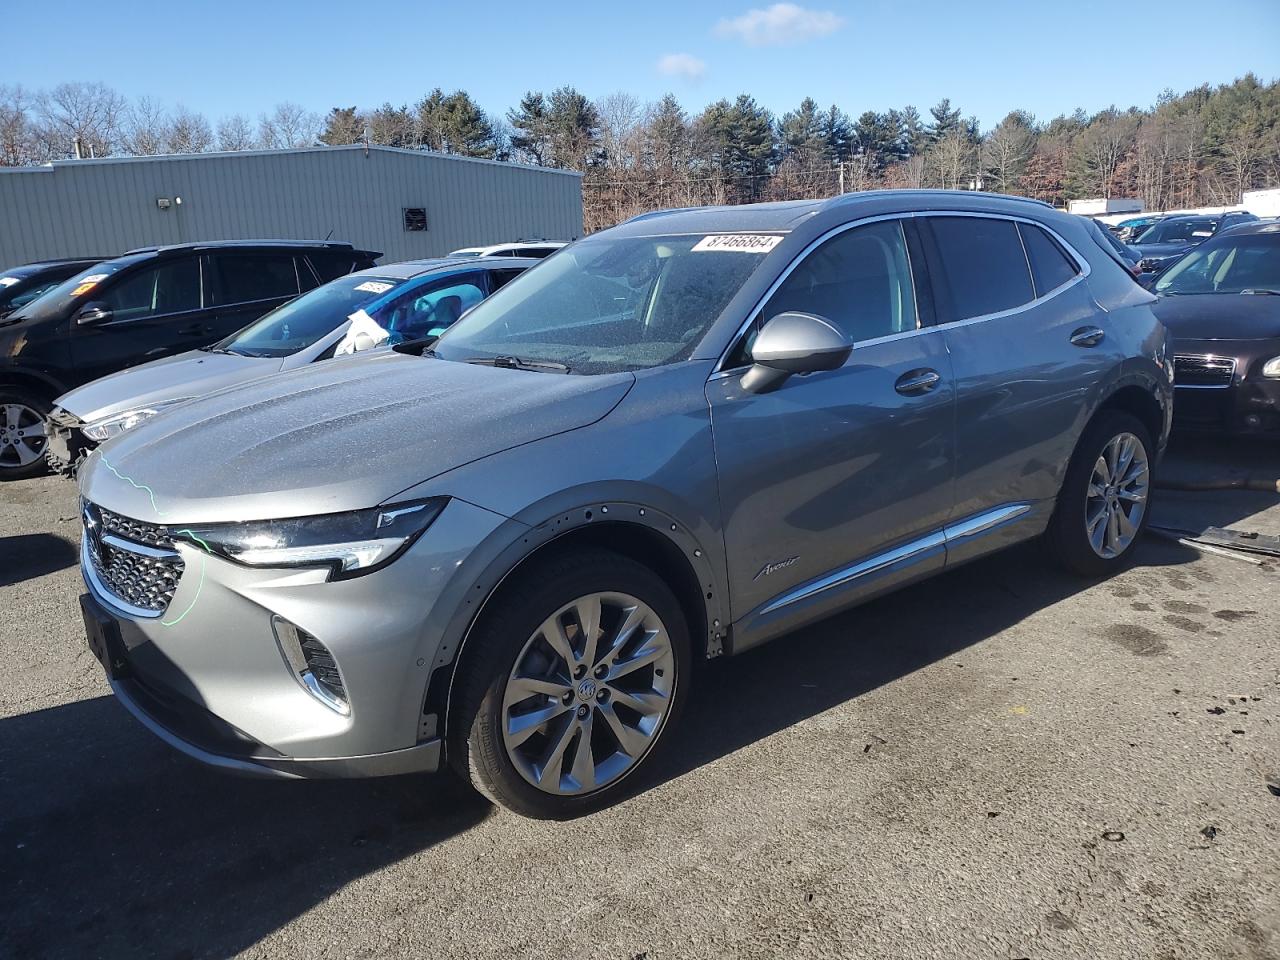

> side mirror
[75,302,113,325]
[741,311,851,394]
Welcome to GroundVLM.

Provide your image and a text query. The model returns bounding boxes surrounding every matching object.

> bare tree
[0,84,36,166]
[257,102,321,150]
[166,106,213,154]
[982,111,1036,193]
[33,81,126,159]
[216,114,256,151]
[1072,108,1139,198]
[595,92,641,170]
[928,129,974,189]
[121,95,168,156]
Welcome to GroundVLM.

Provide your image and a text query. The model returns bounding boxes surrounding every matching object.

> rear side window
[1018,223,1080,297]
[308,250,367,281]
[927,217,1035,321]
[488,268,526,291]
[212,253,299,305]
[98,258,201,320]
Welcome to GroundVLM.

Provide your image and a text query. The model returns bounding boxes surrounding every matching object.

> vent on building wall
[403,208,428,232]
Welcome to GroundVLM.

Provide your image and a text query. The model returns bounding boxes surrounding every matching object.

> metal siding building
[0,145,583,266]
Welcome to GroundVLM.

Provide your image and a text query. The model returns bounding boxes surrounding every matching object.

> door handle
[1070,326,1106,347]
[894,368,941,396]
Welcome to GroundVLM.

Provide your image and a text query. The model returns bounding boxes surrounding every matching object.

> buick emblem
[577,678,597,702]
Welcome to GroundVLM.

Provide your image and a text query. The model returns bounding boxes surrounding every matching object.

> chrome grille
[1174,354,1236,388]
[82,501,184,616]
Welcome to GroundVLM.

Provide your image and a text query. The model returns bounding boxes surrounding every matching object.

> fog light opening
[271,616,351,716]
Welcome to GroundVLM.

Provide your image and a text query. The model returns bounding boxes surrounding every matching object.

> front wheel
[448,549,691,819]
[1045,410,1154,577]
[0,391,51,481]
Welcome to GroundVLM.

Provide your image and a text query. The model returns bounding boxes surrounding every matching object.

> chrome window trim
[711,210,1092,377]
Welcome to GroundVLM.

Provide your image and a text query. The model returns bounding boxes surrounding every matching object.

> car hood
[57,350,282,423]
[1131,241,1191,259]
[1154,293,1280,341]
[79,352,635,523]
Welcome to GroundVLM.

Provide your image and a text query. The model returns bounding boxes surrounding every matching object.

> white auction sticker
[692,234,783,253]
[354,280,394,294]
[0,277,18,287]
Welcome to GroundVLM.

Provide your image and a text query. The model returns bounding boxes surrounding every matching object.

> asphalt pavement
[1,438,1278,960]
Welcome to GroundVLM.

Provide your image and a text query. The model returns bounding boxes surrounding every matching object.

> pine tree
[319,106,364,146]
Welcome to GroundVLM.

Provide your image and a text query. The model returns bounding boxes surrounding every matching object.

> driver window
[729,219,918,366]
[373,275,484,341]
[97,258,201,322]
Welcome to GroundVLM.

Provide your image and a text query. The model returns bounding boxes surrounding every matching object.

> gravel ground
[1,438,1278,960]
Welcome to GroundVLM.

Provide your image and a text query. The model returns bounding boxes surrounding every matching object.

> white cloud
[715,3,845,46]
[656,53,708,81]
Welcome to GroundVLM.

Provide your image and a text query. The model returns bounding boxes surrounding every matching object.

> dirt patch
[1214,609,1257,623]
[1163,614,1204,633]
[1163,600,1207,615]
[1131,601,1154,612]
[1107,624,1170,656]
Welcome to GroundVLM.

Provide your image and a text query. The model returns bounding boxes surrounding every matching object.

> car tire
[1045,410,1155,577]
[448,548,691,819]
[0,389,52,481]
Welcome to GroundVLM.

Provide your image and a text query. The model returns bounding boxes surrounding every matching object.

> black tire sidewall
[449,549,692,819]
[1048,411,1155,577]
[0,389,51,481]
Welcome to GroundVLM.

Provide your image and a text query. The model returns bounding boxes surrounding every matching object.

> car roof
[451,240,568,255]
[120,239,378,257]
[347,256,535,281]
[608,190,1057,238]
[1215,220,1280,238]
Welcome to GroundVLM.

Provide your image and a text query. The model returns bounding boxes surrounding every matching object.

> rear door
[205,251,303,338]
[921,214,1123,562]
[69,254,210,383]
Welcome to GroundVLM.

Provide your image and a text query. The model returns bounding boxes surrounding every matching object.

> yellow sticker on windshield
[70,273,108,297]
[692,234,783,253]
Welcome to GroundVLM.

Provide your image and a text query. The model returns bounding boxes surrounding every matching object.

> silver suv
[78,191,1172,819]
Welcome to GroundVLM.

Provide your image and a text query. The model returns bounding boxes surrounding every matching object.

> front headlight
[174,498,448,580]
[1263,356,1280,379]
[82,399,191,441]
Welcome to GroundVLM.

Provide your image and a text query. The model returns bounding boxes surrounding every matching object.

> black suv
[0,258,114,320]
[1130,211,1259,274]
[0,240,379,479]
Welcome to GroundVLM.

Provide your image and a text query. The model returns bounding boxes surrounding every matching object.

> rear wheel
[0,391,51,481]
[448,549,691,819]
[1045,410,1154,577]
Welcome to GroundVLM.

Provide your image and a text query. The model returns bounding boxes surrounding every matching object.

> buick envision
[77,191,1171,819]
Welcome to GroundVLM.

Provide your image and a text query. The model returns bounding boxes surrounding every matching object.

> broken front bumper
[45,407,93,476]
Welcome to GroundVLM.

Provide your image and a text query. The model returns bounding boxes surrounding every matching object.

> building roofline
[0,143,584,178]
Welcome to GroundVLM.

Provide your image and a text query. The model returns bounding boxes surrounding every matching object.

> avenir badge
[753,556,798,581]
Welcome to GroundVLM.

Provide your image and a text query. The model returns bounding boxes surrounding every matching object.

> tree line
[3,76,1277,232]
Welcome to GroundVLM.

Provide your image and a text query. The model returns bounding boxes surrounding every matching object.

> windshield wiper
[465,355,571,373]
[1241,288,1280,296]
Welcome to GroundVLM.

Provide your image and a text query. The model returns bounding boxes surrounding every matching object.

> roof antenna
[323,228,334,242]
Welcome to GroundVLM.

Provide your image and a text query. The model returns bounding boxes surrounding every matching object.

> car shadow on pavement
[0,529,1215,960]
[0,694,491,960]
[0,534,78,587]
[640,535,1206,796]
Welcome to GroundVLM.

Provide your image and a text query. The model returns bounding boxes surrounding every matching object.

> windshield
[7,259,137,324]
[431,233,776,374]
[1155,234,1280,295]
[219,274,400,357]
[1136,219,1217,244]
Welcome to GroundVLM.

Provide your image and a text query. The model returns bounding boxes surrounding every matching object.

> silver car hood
[79,352,635,523]
[57,350,283,423]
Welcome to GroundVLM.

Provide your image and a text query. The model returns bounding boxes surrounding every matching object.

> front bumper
[45,407,93,476]
[80,497,511,777]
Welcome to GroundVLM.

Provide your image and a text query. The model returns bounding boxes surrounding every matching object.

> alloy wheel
[0,402,48,469]
[1084,431,1150,559]
[501,591,675,796]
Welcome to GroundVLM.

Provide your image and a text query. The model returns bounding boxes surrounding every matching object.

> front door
[70,254,210,385]
[707,218,956,651]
